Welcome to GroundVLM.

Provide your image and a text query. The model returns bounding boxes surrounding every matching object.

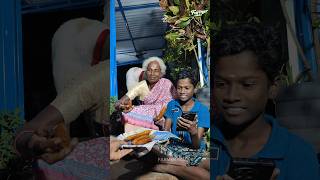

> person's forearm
[159,164,210,180]
[15,105,64,158]
[15,130,34,158]
[52,61,107,125]
[190,131,201,149]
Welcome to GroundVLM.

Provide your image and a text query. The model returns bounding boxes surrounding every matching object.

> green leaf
[179,16,190,22]
[178,19,191,28]
[173,0,180,5]
[164,15,179,23]
[169,6,179,15]
[165,32,180,41]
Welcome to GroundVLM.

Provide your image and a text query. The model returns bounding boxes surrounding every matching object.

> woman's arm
[51,61,108,125]
[15,105,77,163]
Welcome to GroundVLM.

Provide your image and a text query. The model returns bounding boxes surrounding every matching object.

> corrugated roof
[116,0,167,65]
[21,0,167,65]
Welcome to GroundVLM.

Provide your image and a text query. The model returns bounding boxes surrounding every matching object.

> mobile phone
[227,158,275,180]
[176,112,197,131]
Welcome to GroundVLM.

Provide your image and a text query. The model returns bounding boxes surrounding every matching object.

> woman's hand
[40,137,78,164]
[177,115,198,135]
[115,95,133,113]
[15,105,79,163]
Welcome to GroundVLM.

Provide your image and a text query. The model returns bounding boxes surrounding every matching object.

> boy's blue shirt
[164,98,210,149]
[211,115,320,180]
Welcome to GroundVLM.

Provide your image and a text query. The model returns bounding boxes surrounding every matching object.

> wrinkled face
[146,61,162,84]
[213,51,276,126]
[177,78,195,102]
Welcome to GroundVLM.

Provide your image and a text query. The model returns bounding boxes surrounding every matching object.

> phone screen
[227,158,275,180]
[176,112,197,131]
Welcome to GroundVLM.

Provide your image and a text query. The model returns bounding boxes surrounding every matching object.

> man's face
[146,61,162,84]
[177,78,195,102]
[213,51,273,126]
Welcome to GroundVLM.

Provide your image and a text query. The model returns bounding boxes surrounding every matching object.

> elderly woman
[14,5,111,178]
[15,61,109,179]
[116,56,177,131]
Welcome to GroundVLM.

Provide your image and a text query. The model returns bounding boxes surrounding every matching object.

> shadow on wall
[276,81,320,154]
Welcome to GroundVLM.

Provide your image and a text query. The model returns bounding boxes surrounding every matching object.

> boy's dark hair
[176,69,198,87]
[212,23,286,81]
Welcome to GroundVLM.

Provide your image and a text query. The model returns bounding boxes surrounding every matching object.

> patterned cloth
[122,78,176,130]
[35,137,108,180]
[153,142,205,166]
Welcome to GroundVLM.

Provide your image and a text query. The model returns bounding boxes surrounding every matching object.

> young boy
[212,23,320,179]
[164,70,210,149]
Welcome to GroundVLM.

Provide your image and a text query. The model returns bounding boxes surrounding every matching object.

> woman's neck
[147,82,156,90]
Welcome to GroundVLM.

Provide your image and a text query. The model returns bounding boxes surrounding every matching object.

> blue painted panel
[0,0,24,116]
[110,0,118,98]
[294,0,318,78]
[0,1,5,110]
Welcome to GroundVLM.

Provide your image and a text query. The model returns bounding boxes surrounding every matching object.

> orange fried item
[155,106,167,121]
[125,130,152,141]
[132,135,152,145]
[132,135,149,145]
[54,122,71,148]
[40,122,74,164]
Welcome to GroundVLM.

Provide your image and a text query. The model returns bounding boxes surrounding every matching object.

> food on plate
[132,135,153,145]
[125,130,152,141]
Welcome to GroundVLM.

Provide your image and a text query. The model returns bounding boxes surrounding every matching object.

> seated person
[115,56,177,131]
[14,61,109,179]
[126,66,145,91]
[164,70,210,149]
[212,23,320,180]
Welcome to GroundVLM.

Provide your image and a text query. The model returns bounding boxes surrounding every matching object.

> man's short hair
[212,23,286,81]
[177,69,198,87]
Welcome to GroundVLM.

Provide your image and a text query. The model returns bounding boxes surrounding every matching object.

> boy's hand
[177,115,198,135]
[216,175,234,180]
[216,168,280,180]
[270,168,280,180]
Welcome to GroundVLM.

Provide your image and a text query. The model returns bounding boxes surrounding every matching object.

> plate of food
[118,128,180,149]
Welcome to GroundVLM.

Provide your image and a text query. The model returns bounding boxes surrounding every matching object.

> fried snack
[54,122,71,147]
[132,135,152,145]
[155,106,167,121]
[125,130,152,141]
[132,135,149,144]
[40,122,73,164]
[41,138,78,164]
[120,100,132,111]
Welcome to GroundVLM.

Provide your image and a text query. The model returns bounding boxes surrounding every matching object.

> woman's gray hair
[142,56,166,75]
